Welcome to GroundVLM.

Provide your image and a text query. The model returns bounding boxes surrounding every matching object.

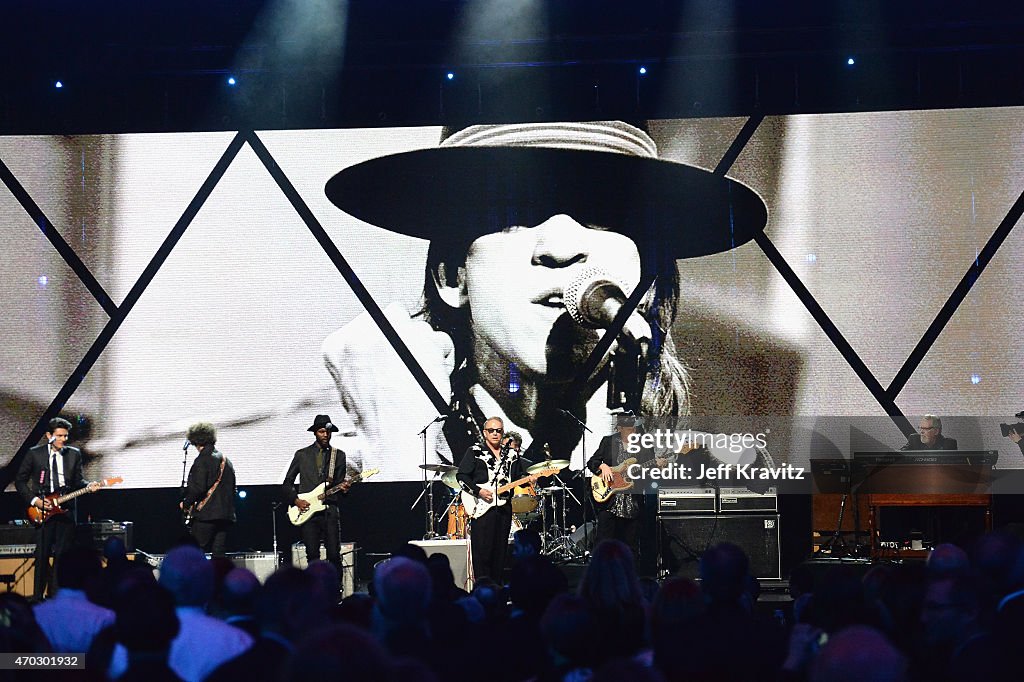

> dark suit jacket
[902,434,958,451]
[183,448,236,522]
[281,443,349,504]
[16,444,87,505]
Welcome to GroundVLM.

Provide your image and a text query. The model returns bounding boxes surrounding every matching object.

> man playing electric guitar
[457,417,538,582]
[282,414,358,586]
[587,415,666,560]
[16,417,101,601]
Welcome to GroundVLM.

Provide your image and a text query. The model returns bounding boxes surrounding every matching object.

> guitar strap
[326,447,337,484]
[194,455,227,513]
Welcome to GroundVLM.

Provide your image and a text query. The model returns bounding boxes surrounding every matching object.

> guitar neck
[495,474,534,496]
[56,485,95,505]
[319,472,366,499]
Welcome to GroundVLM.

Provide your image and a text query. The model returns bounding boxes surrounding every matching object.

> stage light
[971,374,981,385]
[847,57,855,66]
[805,254,817,263]
[639,66,647,75]
[238,489,247,498]
[37,275,48,287]
[509,362,520,394]
[227,76,237,86]
[54,81,63,89]
[446,72,455,81]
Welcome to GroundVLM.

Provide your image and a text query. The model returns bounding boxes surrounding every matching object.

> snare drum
[446,502,468,539]
[511,481,538,514]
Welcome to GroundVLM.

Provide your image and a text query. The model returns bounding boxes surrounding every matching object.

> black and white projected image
[1,108,1023,488]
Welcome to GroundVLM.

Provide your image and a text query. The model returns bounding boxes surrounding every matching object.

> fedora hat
[325,121,767,259]
[307,414,339,433]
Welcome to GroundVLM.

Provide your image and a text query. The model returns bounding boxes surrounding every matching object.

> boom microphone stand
[558,408,594,555]
[411,415,448,539]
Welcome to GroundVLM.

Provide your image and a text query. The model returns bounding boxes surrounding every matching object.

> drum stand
[541,473,585,562]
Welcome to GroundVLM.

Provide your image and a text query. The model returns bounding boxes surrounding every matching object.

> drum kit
[418,458,588,561]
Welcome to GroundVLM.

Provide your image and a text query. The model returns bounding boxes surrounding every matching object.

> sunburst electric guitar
[27,477,123,526]
[287,469,379,526]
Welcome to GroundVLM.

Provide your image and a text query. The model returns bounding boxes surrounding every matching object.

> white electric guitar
[287,468,379,526]
[461,467,560,519]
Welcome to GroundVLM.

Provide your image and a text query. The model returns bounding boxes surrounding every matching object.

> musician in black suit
[587,415,663,560]
[282,414,353,582]
[16,417,100,601]
[457,417,538,583]
[181,422,237,557]
[902,415,958,451]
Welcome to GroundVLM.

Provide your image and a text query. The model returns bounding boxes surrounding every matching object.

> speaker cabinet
[658,514,781,580]
[290,542,356,597]
[410,539,470,591]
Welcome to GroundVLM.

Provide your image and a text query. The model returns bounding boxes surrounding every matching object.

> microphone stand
[558,408,593,556]
[412,415,447,540]
[271,501,281,566]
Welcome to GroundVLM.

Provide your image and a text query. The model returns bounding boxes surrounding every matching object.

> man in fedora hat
[282,415,355,581]
[322,121,767,476]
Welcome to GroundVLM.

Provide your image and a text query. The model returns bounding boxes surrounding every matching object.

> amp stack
[656,485,781,580]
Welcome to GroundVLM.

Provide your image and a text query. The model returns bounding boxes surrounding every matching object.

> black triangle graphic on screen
[0,132,247,490]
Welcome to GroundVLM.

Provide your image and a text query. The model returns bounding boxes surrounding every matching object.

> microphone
[564,267,651,343]
[182,439,191,452]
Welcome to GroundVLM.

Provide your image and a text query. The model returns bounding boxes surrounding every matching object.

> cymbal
[527,459,570,475]
[441,470,460,491]
[539,486,568,494]
[419,463,457,473]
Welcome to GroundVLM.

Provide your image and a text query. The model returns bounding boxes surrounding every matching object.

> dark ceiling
[2,1,1023,133]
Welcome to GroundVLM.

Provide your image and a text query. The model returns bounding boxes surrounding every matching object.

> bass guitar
[461,467,560,519]
[287,468,379,526]
[27,477,123,526]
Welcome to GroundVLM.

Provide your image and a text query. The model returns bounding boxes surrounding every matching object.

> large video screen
[1,110,1023,488]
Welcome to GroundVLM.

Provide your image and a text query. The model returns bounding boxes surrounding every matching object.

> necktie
[51,451,60,493]
[316,448,326,479]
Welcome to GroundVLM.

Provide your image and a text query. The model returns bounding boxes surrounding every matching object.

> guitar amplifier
[0,523,36,545]
[229,552,279,584]
[657,487,716,514]
[659,514,781,580]
[291,542,356,597]
[74,521,134,552]
[718,487,778,513]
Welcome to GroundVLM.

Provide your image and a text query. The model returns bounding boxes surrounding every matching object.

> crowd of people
[4,527,1024,681]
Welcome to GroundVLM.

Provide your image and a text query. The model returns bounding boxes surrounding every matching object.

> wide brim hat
[308,414,340,433]
[325,121,767,259]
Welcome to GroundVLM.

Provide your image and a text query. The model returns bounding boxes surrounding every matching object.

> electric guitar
[26,477,123,526]
[591,439,698,502]
[287,468,379,526]
[461,468,561,519]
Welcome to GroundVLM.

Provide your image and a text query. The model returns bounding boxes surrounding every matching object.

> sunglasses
[483,428,504,434]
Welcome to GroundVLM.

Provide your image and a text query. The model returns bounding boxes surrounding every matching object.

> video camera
[999,411,1024,437]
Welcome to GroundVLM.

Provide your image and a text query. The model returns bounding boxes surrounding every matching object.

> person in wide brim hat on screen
[321,121,768,474]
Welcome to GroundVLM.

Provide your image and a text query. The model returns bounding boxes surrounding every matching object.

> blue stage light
[38,275,48,287]
[639,66,647,75]
[446,72,455,81]
[805,253,817,263]
[238,489,247,498]
[509,362,521,394]
[971,374,981,385]
[227,76,237,86]
[847,57,855,66]
[54,81,63,89]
